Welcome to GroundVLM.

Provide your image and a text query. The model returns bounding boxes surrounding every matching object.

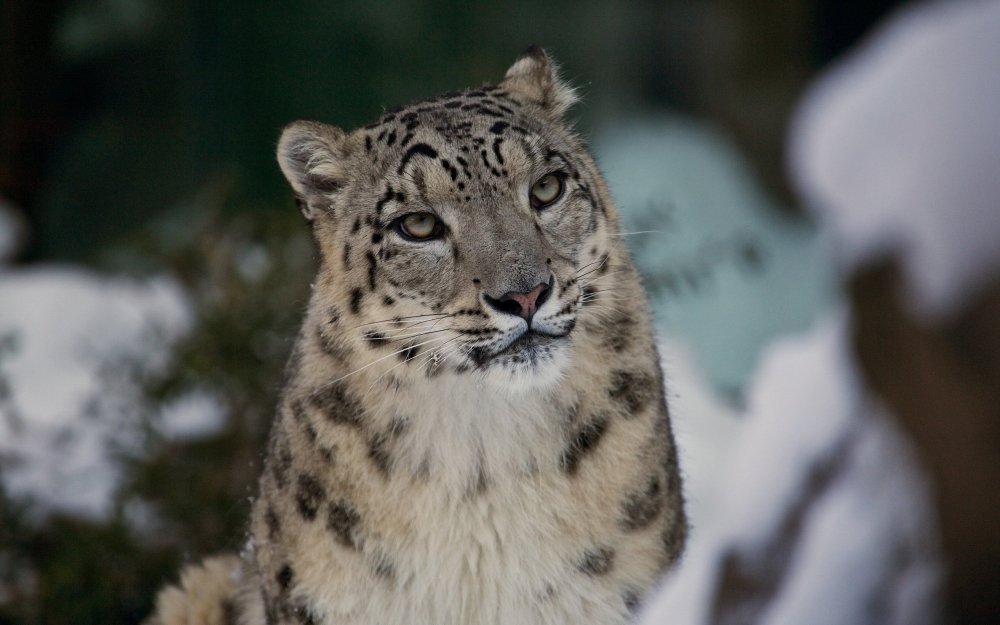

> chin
[474,335,572,393]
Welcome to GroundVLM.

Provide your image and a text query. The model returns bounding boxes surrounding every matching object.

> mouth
[462,328,570,372]
[493,330,563,358]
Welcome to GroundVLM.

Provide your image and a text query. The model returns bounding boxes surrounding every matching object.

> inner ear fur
[501,46,578,119]
[276,120,349,221]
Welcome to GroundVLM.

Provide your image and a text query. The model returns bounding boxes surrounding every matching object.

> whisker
[321,335,453,388]
[377,327,453,343]
[574,257,606,275]
[364,335,461,393]
[607,230,663,237]
[577,268,630,288]
[575,256,612,281]
[350,312,453,331]
[417,337,462,377]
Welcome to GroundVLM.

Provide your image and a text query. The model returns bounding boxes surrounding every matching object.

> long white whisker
[372,326,453,342]
[349,313,452,332]
[607,230,663,237]
[322,335,453,388]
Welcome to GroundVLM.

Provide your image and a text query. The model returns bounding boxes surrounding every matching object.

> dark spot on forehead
[397,143,439,175]
[350,288,364,315]
[366,251,378,291]
[492,137,505,165]
[276,564,294,591]
[342,242,353,271]
[490,121,509,135]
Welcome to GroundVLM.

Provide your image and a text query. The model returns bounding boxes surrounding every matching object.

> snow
[640,0,1000,621]
[156,388,227,442]
[0,266,220,519]
[790,0,1000,319]
[639,311,941,625]
[658,337,741,532]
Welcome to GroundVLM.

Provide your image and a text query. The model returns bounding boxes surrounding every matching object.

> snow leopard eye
[529,173,565,209]
[394,212,444,241]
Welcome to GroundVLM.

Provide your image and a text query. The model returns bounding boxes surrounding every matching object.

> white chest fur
[292,370,630,625]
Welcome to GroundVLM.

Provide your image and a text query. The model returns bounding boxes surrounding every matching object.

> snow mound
[640,311,941,625]
[0,267,210,519]
[790,0,1000,319]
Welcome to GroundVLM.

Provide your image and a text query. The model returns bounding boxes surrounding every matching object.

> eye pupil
[530,173,564,209]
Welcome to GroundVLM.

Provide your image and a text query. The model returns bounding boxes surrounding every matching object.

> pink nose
[505,283,548,319]
[484,280,553,322]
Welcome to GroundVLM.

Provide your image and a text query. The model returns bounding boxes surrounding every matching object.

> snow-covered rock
[640,312,941,625]
[790,0,1000,319]
[639,0,1000,621]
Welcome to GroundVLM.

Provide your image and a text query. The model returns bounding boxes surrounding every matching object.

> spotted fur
[144,46,685,625]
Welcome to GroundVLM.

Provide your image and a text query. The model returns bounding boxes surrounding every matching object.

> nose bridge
[475,212,551,298]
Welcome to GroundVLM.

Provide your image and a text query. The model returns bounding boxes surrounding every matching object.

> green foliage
[0,503,179,625]
[1,178,314,623]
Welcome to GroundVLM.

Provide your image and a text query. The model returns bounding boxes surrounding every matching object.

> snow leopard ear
[277,120,349,222]
[501,46,578,118]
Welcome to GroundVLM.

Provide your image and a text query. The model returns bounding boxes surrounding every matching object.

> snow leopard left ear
[277,120,349,222]
[501,46,578,118]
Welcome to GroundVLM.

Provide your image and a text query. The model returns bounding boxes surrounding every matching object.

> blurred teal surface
[598,117,837,400]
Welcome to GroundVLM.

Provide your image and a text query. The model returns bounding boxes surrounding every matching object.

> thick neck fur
[283,244,656,501]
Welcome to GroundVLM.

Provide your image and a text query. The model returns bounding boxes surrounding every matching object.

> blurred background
[0,1,924,623]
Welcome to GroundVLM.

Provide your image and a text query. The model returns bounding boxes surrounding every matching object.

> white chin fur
[476,341,571,393]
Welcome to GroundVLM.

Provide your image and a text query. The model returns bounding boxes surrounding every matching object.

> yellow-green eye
[396,212,443,241]
[529,173,565,209]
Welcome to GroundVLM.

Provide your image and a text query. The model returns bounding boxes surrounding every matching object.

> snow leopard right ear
[277,120,349,222]
[502,45,578,119]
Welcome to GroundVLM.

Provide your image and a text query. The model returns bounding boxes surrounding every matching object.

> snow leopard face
[277,47,622,387]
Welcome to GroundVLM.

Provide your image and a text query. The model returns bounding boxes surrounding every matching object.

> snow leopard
[145,46,685,625]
